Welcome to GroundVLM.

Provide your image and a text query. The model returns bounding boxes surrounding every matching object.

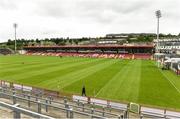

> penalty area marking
[153,61,180,94]
[95,60,131,97]
[159,68,180,94]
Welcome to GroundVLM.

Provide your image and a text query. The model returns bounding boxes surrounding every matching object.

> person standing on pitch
[82,85,86,96]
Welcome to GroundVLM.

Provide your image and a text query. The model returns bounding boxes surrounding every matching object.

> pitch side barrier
[0,87,124,118]
[0,87,123,118]
[73,95,128,111]
[72,95,128,118]
[0,80,60,98]
[0,101,54,119]
[0,91,108,118]
[140,106,180,119]
[72,95,180,118]
[0,80,127,117]
[1,81,180,118]
[0,87,122,118]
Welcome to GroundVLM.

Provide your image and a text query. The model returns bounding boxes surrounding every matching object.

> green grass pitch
[0,55,180,110]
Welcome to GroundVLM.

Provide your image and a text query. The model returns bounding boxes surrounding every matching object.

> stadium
[0,1,180,118]
[0,41,180,118]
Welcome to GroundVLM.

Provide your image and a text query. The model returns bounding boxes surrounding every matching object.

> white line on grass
[153,61,180,94]
[95,60,131,97]
[158,68,180,94]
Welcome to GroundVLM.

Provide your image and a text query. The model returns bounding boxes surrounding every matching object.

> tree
[167,33,172,38]
[7,39,13,45]
[74,40,78,45]
[36,38,40,44]
[178,33,180,37]
[69,39,72,45]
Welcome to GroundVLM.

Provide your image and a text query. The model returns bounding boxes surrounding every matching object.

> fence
[0,101,54,119]
[1,80,180,119]
[0,87,126,119]
[0,80,60,97]
[140,106,180,118]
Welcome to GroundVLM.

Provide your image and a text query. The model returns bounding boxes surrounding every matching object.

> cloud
[0,0,18,10]
[34,0,152,23]
[0,0,179,42]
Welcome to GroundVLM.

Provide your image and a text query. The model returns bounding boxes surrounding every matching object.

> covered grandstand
[0,48,13,55]
[23,45,154,59]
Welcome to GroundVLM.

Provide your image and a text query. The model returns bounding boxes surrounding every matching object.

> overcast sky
[0,0,180,42]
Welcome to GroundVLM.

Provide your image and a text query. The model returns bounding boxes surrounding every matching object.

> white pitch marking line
[159,69,180,94]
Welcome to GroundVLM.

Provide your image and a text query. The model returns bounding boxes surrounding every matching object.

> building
[154,38,180,53]
[24,45,154,54]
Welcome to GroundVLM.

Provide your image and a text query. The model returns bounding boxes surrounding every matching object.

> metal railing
[1,86,180,119]
[0,87,126,118]
[0,81,128,116]
[0,101,54,119]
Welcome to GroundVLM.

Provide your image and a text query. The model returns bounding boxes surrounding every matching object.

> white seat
[141,107,165,118]
[110,101,127,111]
[90,98,107,107]
[72,95,88,104]
[165,110,180,118]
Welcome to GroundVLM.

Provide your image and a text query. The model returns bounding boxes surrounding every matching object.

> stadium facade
[23,45,154,59]
[154,38,180,54]
[24,45,154,53]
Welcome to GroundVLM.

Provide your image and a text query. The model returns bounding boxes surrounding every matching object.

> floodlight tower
[155,10,162,52]
[13,23,18,52]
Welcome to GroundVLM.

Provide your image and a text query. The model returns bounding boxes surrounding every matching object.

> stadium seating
[134,53,152,60]
[0,48,13,55]
[25,51,152,60]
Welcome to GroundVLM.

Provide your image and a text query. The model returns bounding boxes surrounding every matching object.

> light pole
[13,23,18,52]
[155,10,162,52]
